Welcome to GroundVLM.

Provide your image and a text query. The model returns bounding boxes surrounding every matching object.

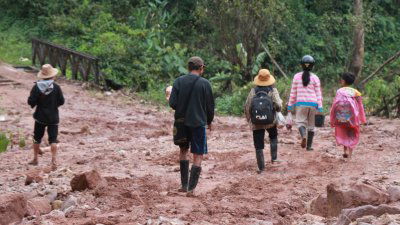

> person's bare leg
[50,143,57,169]
[348,148,353,158]
[193,154,203,167]
[28,143,40,165]
[180,147,189,161]
[38,147,44,155]
[343,146,348,158]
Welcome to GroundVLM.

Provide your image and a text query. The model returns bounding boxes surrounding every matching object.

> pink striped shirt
[288,72,323,111]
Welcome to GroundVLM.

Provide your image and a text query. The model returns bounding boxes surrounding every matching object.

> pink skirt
[335,125,360,148]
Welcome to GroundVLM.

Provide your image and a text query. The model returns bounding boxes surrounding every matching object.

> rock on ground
[327,182,389,217]
[335,204,400,225]
[387,185,400,202]
[350,213,400,225]
[25,170,43,185]
[295,213,327,225]
[61,195,77,211]
[146,216,187,225]
[70,170,107,191]
[0,193,27,225]
[26,197,52,216]
[309,193,328,217]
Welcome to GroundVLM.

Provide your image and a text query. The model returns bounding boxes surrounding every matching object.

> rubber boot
[307,131,314,151]
[187,165,202,194]
[270,138,279,163]
[255,149,265,173]
[179,160,189,192]
[299,126,307,148]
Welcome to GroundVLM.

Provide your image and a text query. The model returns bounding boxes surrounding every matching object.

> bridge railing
[31,38,101,84]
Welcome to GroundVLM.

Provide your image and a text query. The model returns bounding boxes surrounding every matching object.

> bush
[215,83,253,116]
[0,133,10,153]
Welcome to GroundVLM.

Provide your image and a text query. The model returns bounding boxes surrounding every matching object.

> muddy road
[1,63,400,224]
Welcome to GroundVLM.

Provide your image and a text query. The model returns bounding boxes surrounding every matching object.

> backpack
[251,87,275,125]
[332,95,357,127]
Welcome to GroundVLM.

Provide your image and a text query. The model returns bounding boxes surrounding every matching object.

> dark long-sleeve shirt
[28,83,65,125]
[169,74,214,128]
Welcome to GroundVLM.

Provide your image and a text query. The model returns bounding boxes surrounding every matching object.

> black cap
[301,55,315,64]
[188,56,205,67]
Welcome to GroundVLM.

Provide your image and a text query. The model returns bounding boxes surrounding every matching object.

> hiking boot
[270,138,278,162]
[255,148,265,173]
[179,160,189,192]
[307,131,314,151]
[299,126,307,148]
[187,165,202,194]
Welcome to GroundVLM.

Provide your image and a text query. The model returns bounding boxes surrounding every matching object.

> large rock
[335,204,400,225]
[387,185,400,202]
[308,194,328,217]
[352,213,400,225]
[327,182,389,217]
[0,193,28,225]
[26,197,52,216]
[70,170,107,191]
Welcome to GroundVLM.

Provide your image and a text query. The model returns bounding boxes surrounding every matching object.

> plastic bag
[276,112,286,128]
[286,113,294,130]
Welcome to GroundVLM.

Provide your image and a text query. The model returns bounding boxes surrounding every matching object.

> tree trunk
[348,0,364,79]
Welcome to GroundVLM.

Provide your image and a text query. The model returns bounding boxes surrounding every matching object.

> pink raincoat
[330,87,367,148]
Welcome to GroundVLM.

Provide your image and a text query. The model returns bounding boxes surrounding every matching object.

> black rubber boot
[270,138,278,162]
[307,131,314,151]
[179,160,189,192]
[299,126,307,148]
[255,149,265,173]
[187,165,202,193]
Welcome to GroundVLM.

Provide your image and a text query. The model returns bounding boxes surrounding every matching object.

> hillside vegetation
[0,0,399,115]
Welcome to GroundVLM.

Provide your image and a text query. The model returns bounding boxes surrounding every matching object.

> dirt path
[1,63,400,224]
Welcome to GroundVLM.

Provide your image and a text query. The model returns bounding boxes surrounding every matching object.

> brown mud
[1,63,400,224]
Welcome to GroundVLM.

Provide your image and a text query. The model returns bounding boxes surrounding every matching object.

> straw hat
[254,69,275,86]
[37,64,58,79]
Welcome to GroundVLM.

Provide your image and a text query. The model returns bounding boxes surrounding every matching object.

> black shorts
[179,126,208,155]
[33,121,58,144]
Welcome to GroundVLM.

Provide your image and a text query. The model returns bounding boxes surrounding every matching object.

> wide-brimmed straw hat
[37,64,58,79]
[254,69,275,86]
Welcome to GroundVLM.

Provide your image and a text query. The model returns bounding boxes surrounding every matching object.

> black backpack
[251,87,275,125]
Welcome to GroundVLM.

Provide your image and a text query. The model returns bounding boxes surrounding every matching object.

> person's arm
[169,79,179,110]
[205,81,215,125]
[58,85,65,107]
[287,78,297,112]
[272,88,283,112]
[315,76,323,112]
[27,85,39,108]
[244,88,255,122]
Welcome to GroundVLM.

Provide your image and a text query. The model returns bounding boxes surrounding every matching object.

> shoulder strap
[255,86,272,96]
[181,76,201,117]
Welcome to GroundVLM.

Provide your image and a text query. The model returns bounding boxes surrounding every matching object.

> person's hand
[208,123,212,132]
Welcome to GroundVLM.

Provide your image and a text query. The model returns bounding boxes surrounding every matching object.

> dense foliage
[0,0,399,115]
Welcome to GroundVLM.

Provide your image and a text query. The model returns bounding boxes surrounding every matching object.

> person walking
[169,56,214,196]
[245,69,283,173]
[28,64,65,170]
[287,55,323,151]
[330,72,366,158]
